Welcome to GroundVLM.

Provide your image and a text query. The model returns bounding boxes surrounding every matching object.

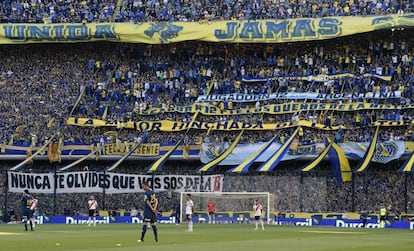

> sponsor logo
[336,220,380,228]
[295,219,313,226]
[131,217,143,224]
[65,216,110,224]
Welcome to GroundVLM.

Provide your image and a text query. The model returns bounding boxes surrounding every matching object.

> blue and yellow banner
[398,151,414,172]
[146,138,183,173]
[242,73,392,82]
[66,117,414,132]
[103,143,159,156]
[329,142,352,182]
[199,130,244,172]
[229,133,279,173]
[301,142,332,172]
[197,91,401,102]
[354,126,380,173]
[256,127,300,172]
[111,102,414,116]
[1,15,413,44]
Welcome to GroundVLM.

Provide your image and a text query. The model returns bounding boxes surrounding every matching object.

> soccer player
[87,196,98,227]
[207,201,216,224]
[253,199,264,230]
[139,182,158,242]
[186,193,194,232]
[21,189,32,231]
[29,194,39,230]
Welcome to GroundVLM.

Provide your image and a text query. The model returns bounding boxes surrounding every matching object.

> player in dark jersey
[138,182,158,243]
[21,189,32,231]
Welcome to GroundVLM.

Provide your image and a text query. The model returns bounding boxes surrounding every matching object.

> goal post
[180,192,274,223]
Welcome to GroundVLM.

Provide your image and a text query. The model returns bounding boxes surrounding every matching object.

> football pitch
[0,224,413,251]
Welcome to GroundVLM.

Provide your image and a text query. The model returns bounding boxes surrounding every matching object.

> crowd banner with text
[1,15,413,44]
[120,103,414,116]
[7,171,224,194]
[66,118,414,132]
[103,143,160,156]
[196,91,401,102]
[241,73,392,82]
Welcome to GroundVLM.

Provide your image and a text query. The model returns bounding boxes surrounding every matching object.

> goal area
[180,192,274,223]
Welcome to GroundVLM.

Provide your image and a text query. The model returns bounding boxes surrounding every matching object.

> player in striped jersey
[87,196,98,227]
[253,200,264,230]
[29,194,38,230]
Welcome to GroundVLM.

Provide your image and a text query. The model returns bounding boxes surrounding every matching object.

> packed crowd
[1,163,413,218]
[1,2,414,221]
[0,0,412,23]
[1,28,414,148]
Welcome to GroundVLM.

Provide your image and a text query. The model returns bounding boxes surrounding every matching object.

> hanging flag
[256,127,300,172]
[229,133,279,173]
[48,142,60,163]
[301,142,332,172]
[146,138,184,173]
[183,143,190,160]
[398,151,414,172]
[354,126,379,172]
[199,130,244,172]
[329,141,352,182]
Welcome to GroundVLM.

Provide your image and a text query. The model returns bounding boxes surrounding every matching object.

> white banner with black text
[7,171,224,194]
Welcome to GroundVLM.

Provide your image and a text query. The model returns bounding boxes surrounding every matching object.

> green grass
[0,224,413,251]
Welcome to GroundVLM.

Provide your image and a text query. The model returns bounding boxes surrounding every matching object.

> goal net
[180,192,274,223]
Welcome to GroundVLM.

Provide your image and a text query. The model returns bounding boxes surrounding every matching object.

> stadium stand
[0,0,413,223]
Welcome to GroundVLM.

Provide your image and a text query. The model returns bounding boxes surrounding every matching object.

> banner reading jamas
[7,171,224,194]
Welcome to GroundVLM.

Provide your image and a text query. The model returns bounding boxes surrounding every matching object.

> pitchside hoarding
[30,216,414,230]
